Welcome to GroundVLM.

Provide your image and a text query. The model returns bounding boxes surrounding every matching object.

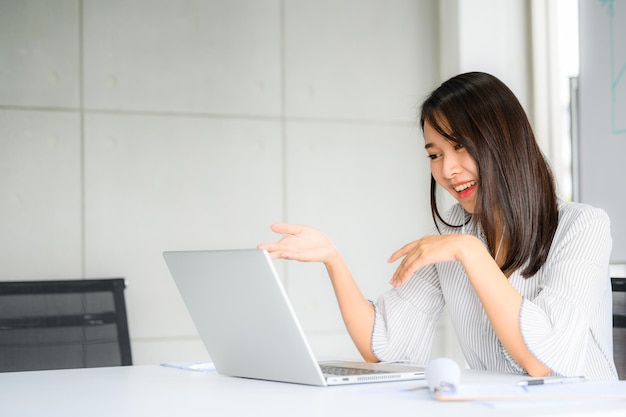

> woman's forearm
[458,236,551,376]
[324,255,377,362]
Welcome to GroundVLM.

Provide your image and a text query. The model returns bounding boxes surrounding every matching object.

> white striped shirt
[371,201,618,381]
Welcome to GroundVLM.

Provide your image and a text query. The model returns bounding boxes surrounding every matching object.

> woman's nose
[442,153,461,178]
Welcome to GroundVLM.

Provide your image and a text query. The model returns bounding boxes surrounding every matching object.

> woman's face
[423,120,479,214]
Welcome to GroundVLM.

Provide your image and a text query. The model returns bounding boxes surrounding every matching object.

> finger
[389,254,422,288]
[389,258,407,286]
[389,263,409,287]
[270,223,303,235]
[389,268,414,288]
[256,244,290,259]
[265,250,287,259]
[257,242,284,252]
[269,223,289,234]
[387,241,418,263]
[266,250,304,261]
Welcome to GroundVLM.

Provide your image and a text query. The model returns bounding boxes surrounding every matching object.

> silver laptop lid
[163,249,328,386]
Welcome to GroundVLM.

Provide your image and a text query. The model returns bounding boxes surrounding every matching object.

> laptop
[163,249,425,386]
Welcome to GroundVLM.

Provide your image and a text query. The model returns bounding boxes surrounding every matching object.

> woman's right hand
[257,223,340,263]
[260,223,377,362]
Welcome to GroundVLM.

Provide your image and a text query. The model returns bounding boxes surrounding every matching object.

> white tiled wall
[83,113,284,342]
[0,0,449,365]
[0,109,82,278]
[283,0,438,122]
[0,0,80,108]
[82,0,282,116]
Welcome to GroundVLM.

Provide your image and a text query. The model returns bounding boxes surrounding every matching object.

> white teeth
[454,180,476,192]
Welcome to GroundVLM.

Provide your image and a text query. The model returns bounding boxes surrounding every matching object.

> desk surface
[1,365,625,417]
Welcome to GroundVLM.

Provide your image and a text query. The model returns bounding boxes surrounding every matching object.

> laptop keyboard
[319,364,388,376]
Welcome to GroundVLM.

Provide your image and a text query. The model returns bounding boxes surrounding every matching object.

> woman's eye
[427,153,441,160]
[454,143,465,151]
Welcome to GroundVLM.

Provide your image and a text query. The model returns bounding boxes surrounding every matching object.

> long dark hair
[420,72,558,278]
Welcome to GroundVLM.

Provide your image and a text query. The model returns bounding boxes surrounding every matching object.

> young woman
[257,72,618,381]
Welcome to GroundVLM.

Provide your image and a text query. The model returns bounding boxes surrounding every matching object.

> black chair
[0,278,132,372]
[612,277,626,379]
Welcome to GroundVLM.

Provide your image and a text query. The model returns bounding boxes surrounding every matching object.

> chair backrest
[0,278,132,372]
[612,277,626,379]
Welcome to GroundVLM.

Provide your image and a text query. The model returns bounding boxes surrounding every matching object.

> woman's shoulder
[557,200,610,226]
[555,201,611,243]
[547,201,612,271]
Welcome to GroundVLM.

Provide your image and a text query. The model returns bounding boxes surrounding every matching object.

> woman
[258,72,618,381]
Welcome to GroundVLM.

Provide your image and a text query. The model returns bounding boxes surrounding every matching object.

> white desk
[1,365,624,417]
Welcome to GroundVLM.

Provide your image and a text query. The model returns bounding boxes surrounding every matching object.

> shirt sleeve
[516,206,613,376]
[371,263,445,365]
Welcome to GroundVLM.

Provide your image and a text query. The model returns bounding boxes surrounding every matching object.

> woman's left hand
[387,234,476,288]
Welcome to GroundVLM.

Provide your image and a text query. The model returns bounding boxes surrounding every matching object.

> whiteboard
[578,0,626,263]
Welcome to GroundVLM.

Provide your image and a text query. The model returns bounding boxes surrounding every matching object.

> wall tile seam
[0,105,417,127]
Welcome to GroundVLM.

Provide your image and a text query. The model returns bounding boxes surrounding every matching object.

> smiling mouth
[454,180,477,193]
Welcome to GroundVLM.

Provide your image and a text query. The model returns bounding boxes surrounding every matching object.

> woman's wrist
[324,251,345,272]
[456,234,486,264]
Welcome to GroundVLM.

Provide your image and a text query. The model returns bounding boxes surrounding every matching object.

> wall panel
[84,113,283,345]
[0,0,80,108]
[0,109,82,278]
[83,0,282,116]
[284,0,438,122]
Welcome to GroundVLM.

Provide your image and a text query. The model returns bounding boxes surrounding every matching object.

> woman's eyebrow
[424,143,434,150]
